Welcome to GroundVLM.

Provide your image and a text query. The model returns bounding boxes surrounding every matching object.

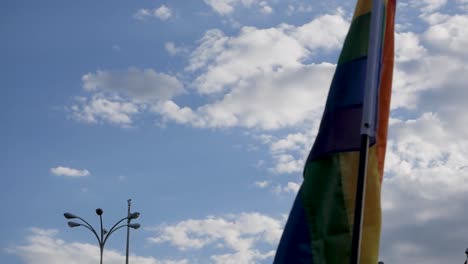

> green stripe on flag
[338,12,371,65]
[301,154,352,263]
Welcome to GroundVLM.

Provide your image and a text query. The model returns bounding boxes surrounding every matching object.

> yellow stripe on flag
[339,146,382,264]
[353,0,372,19]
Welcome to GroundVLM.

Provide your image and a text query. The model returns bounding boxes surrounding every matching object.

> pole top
[127,199,132,206]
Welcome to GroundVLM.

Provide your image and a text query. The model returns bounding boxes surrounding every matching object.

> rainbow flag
[273,0,396,263]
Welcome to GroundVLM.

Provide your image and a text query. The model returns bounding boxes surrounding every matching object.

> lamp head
[129,212,140,219]
[67,221,81,228]
[64,213,78,219]
[465,248,468,255]
[96,208,103,216]
[128,223,141,229]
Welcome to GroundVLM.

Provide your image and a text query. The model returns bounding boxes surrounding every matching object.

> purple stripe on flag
[308,106,376,161]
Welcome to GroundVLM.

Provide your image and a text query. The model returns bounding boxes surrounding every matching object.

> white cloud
[336,18,468,264]
[164,42,187,56]
[395,32,427,62]
[419,12,450,25]
[271,181,301,195]
[204,0,236,15]
[270,154,303,174]
[380,169,468,263]
[133,9,151,20]
[155,5,173,20]
[286,3,312,16]
[148,212,283,264]
[161,63,333,130]
[254,130,314,174]
[423,14,468,56]
[71,67,184,127]
[187,13,347,95]
[185,29,229,73]
[70,95,140,126]
[148,13,348,174]
[188,26,307,94]
[254,180,270,188]
[411,0,447,13]
[82,68,184,103]
[151,13,348,131]
[203,0,263,15]
[292,13,349,51]
[378,9,468,259]
[270,134,312,174]
[384,113,468,199]
[165,42,178,55]
[270,132,310,153]
[283,182,300,193]
[259,1,273,14]
[6,228,188,264]
[156,100,204,127]
[134,5,173,21]
[50,166,90,177]
[391,25,467,110]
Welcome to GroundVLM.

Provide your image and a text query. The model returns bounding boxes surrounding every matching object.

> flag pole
[350,0,385,263]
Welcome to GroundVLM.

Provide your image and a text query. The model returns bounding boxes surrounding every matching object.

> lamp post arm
[103,224,129,244]
[103,217,129,243]
[76,216,98,234]
[77,223,102,245]
[76,217,101,244]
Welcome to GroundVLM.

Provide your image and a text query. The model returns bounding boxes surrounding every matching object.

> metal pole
[465,247,468,264]
[126,199,131,264]
[350,0,385,263]
[99,213,104,264]
[350,135,370,263]
[100,243,104,264]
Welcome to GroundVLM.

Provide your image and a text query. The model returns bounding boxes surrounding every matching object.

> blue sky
[2,0,468,263]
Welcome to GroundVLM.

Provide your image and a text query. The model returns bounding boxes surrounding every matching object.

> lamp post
[64,202,140,264]
[464,248,467,264]
[126,199,136,264]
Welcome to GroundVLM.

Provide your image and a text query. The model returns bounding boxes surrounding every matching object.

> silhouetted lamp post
[464,248,468,264]
[64,203,140,264]
[126,199,139,264]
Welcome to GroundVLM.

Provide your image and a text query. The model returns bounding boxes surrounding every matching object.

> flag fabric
[273,1,396,263]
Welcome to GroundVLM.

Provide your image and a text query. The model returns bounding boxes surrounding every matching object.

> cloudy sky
[2,0,468,263]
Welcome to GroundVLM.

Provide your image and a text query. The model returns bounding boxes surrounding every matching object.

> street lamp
[125,199,140,264]
[64,201,141,264]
